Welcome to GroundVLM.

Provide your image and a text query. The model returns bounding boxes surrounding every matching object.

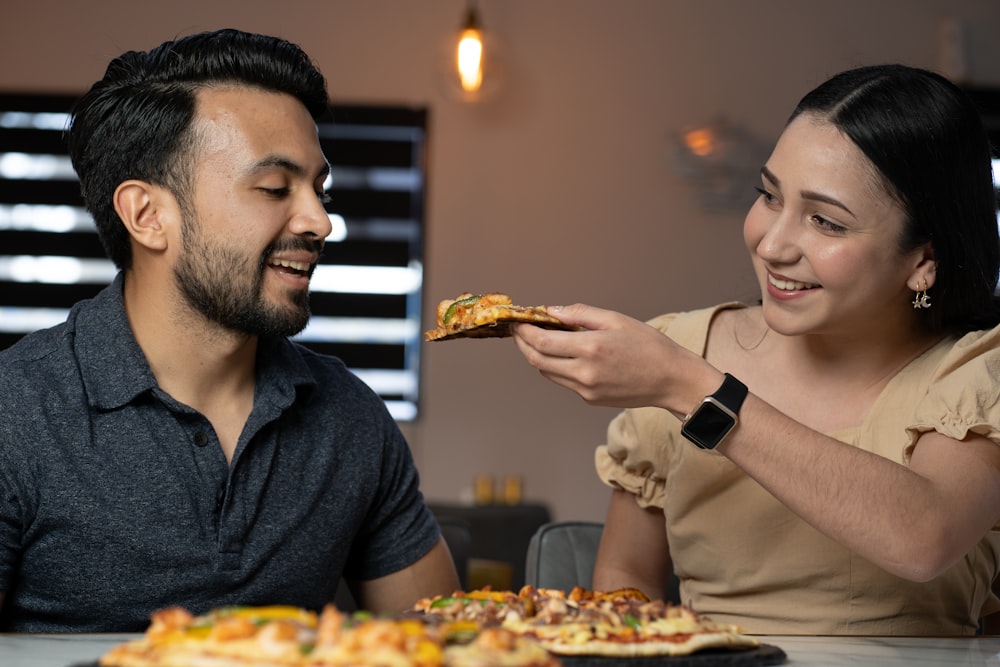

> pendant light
[440,0,503,103]
[456,1,485,94]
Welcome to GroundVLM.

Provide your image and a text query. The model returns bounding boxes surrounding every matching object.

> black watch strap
[713,373,748,413]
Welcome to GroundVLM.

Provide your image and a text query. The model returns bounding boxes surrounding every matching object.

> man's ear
[113,180,172,252]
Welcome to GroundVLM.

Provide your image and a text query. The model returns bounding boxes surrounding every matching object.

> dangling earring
[912,280,931,310]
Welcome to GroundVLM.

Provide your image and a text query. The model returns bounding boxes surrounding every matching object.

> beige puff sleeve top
[595,304,1000,635]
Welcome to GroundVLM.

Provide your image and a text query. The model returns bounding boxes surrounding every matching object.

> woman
[512,64,1000,635]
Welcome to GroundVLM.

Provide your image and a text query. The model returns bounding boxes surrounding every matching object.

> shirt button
[194,431,210,447]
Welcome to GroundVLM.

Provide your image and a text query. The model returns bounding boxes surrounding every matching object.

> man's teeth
[769,275,818,291]
[269,259,310,273]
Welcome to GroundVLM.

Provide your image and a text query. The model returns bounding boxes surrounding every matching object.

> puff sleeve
[904,326,1000,460]
[594,306,744,509]
[595,407,672,509]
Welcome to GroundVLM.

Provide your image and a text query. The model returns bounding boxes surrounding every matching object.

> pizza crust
[524,629,759,657]
[503,620,759,658]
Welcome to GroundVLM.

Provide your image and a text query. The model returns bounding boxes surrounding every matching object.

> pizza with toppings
[99,605,318,667]
[98,587,781,667]
[424,293,577,341]
[98,603,561,667]
[414,586,765,659]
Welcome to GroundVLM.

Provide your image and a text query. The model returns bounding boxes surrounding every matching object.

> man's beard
[173,221,315,339]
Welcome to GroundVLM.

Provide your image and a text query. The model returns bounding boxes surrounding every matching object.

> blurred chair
[525,521,604,591]
[524,521,680,603]
[439,516,472,589]
[428,502,551,590]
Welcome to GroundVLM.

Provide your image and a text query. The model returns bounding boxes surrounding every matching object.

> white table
[767,635,1000,665]
[0,633,134,667]
[2,633,1000,666]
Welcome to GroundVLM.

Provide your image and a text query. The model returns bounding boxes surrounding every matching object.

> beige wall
[4,0,1000,523]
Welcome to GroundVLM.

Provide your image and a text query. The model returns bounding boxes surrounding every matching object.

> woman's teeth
[769,275,818,291]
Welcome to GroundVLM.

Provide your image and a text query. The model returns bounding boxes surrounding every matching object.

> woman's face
[743,113,930,341]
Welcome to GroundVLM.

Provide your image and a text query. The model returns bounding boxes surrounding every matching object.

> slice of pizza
[445,626,562,667]
[99,602,565,667]
[413,588,532,625]
[416,586,764,660]
[507,587,761,658]
[309,607,447,667]
[313,607,559,667]
[424,293,577,341]
[99,605,320,667]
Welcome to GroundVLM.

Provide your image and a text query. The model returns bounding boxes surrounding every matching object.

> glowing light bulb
[457,28,484,92]
[438,1,502,103]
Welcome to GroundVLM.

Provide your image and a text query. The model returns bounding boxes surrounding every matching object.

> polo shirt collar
[76,273,158,410]
[255,334,317,410]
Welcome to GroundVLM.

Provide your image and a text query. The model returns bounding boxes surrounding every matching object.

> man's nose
[291,194,334,240]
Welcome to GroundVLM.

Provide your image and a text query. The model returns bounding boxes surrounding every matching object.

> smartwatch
[681,373,748,449]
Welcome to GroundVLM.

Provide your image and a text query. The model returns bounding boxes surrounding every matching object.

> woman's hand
[511,303,718,413]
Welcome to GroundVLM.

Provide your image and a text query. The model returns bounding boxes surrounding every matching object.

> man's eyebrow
[251,155,331,180]
[760,165,855,217]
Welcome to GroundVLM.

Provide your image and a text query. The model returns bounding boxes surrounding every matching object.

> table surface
[2,633,1000,667]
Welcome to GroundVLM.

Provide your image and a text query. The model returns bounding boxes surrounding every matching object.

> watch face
[682,399,736,449]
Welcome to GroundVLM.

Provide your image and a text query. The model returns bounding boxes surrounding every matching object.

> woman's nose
[756,213,800,263]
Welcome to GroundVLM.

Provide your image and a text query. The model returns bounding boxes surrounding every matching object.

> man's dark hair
[66,28,331,269]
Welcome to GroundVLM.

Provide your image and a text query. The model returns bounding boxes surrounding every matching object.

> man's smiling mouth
[267,258,312,277]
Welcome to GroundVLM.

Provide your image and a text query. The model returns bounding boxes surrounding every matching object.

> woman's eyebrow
[761,165,854,216]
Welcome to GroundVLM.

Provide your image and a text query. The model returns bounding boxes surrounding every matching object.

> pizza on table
[99,586,766,667]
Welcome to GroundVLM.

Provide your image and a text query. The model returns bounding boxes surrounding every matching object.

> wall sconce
[439,0,503,103]
[669,119,768,211]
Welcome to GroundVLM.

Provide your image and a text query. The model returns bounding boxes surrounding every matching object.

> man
[0,29,458,631]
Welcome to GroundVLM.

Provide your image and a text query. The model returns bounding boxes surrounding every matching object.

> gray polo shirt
[0,274,440,631]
